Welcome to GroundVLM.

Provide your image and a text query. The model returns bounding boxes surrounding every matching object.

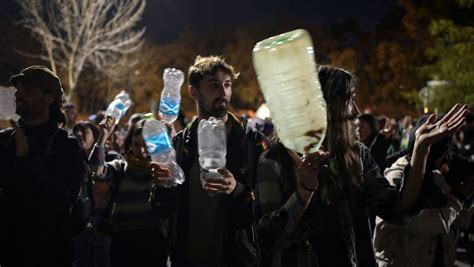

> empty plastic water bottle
[159,68,184,123]
[0,86,20,120]
[142,119,184,188]
[253,29,327,155]
[198,117,226,189]
[106,90,132,125]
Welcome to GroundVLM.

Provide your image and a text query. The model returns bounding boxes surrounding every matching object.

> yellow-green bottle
[253,29,327,154]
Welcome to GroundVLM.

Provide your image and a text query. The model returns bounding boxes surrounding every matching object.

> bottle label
[144,132,172,154]
[159,98,180,115]
[115,101,126,116]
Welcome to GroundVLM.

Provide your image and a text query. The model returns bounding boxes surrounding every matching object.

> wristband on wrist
[300,181,317,192]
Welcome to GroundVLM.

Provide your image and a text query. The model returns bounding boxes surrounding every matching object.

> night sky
[2,0,399,44]
[143,0,399,43]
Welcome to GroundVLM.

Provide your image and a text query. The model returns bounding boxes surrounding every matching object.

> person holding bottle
[150,55,269,267]
[88,117,168,267]
[254,65,469,267]
[72,121,100,158]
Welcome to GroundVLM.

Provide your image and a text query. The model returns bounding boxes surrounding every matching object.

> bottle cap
[144,113,155,120]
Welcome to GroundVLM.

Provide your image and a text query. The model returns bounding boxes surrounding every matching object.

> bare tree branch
[16,0,146,103]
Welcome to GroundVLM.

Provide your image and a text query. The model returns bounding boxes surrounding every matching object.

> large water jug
[198,117,226,187]
[252,29,327,154]
[142,119,185,188]
[159,68,184,123]
[106,90,132,125]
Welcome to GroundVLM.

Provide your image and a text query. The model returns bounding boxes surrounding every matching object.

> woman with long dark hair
[255,65,468,267]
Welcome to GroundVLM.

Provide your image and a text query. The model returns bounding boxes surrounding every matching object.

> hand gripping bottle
[198,117,226,188]
[106,90,132,125]
[159,68,184,123]
[252,29,327,155]
[142,119,185,188]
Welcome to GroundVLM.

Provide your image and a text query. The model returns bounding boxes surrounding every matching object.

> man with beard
[0,66,85,266]
[150,55,268,267]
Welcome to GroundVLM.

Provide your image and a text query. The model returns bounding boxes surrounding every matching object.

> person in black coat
[0,66,86,267]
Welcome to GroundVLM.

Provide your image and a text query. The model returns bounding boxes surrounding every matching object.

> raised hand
[289,150,330,191]
[97,116,115,146]
[415,103,469,149]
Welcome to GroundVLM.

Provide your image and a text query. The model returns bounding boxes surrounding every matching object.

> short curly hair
[188,55,239,89]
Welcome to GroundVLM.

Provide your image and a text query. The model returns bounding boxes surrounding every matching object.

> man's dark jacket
[150,113,268,267]
[0,122,85,266]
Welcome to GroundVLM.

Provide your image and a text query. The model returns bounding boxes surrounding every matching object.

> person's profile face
[14,83,52,118]
[346,88,360,120]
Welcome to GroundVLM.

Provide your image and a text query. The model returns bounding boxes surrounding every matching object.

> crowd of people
[0,56,472,267]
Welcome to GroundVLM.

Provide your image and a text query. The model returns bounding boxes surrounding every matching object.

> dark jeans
[111,228,168,267]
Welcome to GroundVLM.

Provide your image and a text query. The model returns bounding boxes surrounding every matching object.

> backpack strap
[174,130,185,166]
[99,162,126,227]
[77,162,95,206]
[244,126,256,189]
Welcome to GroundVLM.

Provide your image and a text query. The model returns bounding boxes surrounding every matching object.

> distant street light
[419,79,449,114]
[419,86,430,114]
[427,80,449,87]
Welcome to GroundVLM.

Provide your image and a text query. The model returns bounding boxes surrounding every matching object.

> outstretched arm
[89,116,115,177]
[400,103,469,211]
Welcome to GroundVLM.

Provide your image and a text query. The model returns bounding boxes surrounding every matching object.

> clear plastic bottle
[198,117,226,188]
[159,68,184,123]
[142,119,185,188]
[253,29,327,155]
[105,90,132,125]
[0,86,20,120]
